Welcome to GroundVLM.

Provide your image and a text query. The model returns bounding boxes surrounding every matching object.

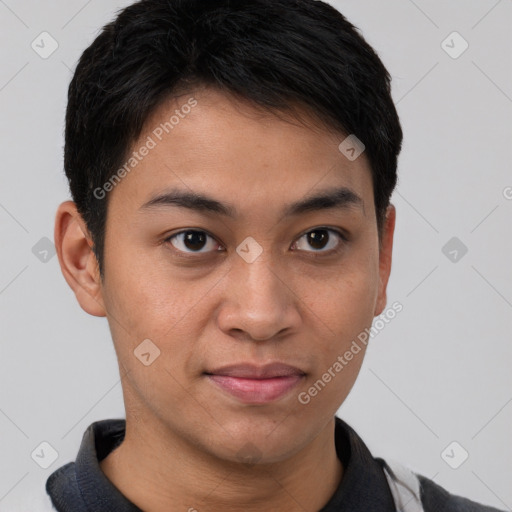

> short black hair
[65,0,403,278]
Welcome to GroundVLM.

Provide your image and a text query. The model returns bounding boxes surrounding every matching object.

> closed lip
[205,362,306,379]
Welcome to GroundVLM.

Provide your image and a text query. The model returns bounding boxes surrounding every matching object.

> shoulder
[418,474,506,512]
[45,461,89,511]
[46,461,79,494]
[379,458,505,512]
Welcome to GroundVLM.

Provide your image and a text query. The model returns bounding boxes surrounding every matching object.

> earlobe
[54,201,106,317]
[374,204,396,316]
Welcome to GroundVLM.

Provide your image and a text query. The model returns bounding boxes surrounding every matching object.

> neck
[100,416,343,512]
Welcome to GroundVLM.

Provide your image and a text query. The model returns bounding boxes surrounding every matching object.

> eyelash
[164,227,348,259]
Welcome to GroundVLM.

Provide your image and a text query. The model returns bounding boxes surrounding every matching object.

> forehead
[108,87,374,219]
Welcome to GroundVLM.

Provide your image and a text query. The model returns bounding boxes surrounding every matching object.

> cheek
[101,247,222,403]
[100,257,206,414]
[305,258,379,346]
[102,244,201,337]
[295,273,376,414]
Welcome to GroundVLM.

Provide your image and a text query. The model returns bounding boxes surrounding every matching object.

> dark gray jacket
[44,417,505,511]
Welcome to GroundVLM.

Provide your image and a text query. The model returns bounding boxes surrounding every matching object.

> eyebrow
[140,186,364,218]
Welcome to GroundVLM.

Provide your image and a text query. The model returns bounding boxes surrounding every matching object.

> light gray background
[0,0,511,510]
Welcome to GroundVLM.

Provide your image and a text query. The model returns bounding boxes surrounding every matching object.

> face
[59,87,395,464]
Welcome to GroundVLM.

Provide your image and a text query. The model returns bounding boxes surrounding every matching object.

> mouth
[204,362,306,404]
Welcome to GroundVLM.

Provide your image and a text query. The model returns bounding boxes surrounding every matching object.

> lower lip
[206,374,304,404]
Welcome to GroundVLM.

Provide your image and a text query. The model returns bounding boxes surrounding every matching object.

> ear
[374,204,396,316]
[54,201,106,317]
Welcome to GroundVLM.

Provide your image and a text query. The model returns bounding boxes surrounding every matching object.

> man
[45,0,505,510]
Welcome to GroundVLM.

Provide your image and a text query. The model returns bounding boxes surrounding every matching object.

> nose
[215,250,302,342]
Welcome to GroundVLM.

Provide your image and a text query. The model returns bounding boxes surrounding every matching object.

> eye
[165,227,346,257]
[166,230,222,254]
[291,227,346,254]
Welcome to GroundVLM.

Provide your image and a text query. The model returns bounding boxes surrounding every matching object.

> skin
[55,86,395,512]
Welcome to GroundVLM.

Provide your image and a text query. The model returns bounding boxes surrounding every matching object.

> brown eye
[307,230,329,250]
[168,230,220,254]
[292,228,344,253]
